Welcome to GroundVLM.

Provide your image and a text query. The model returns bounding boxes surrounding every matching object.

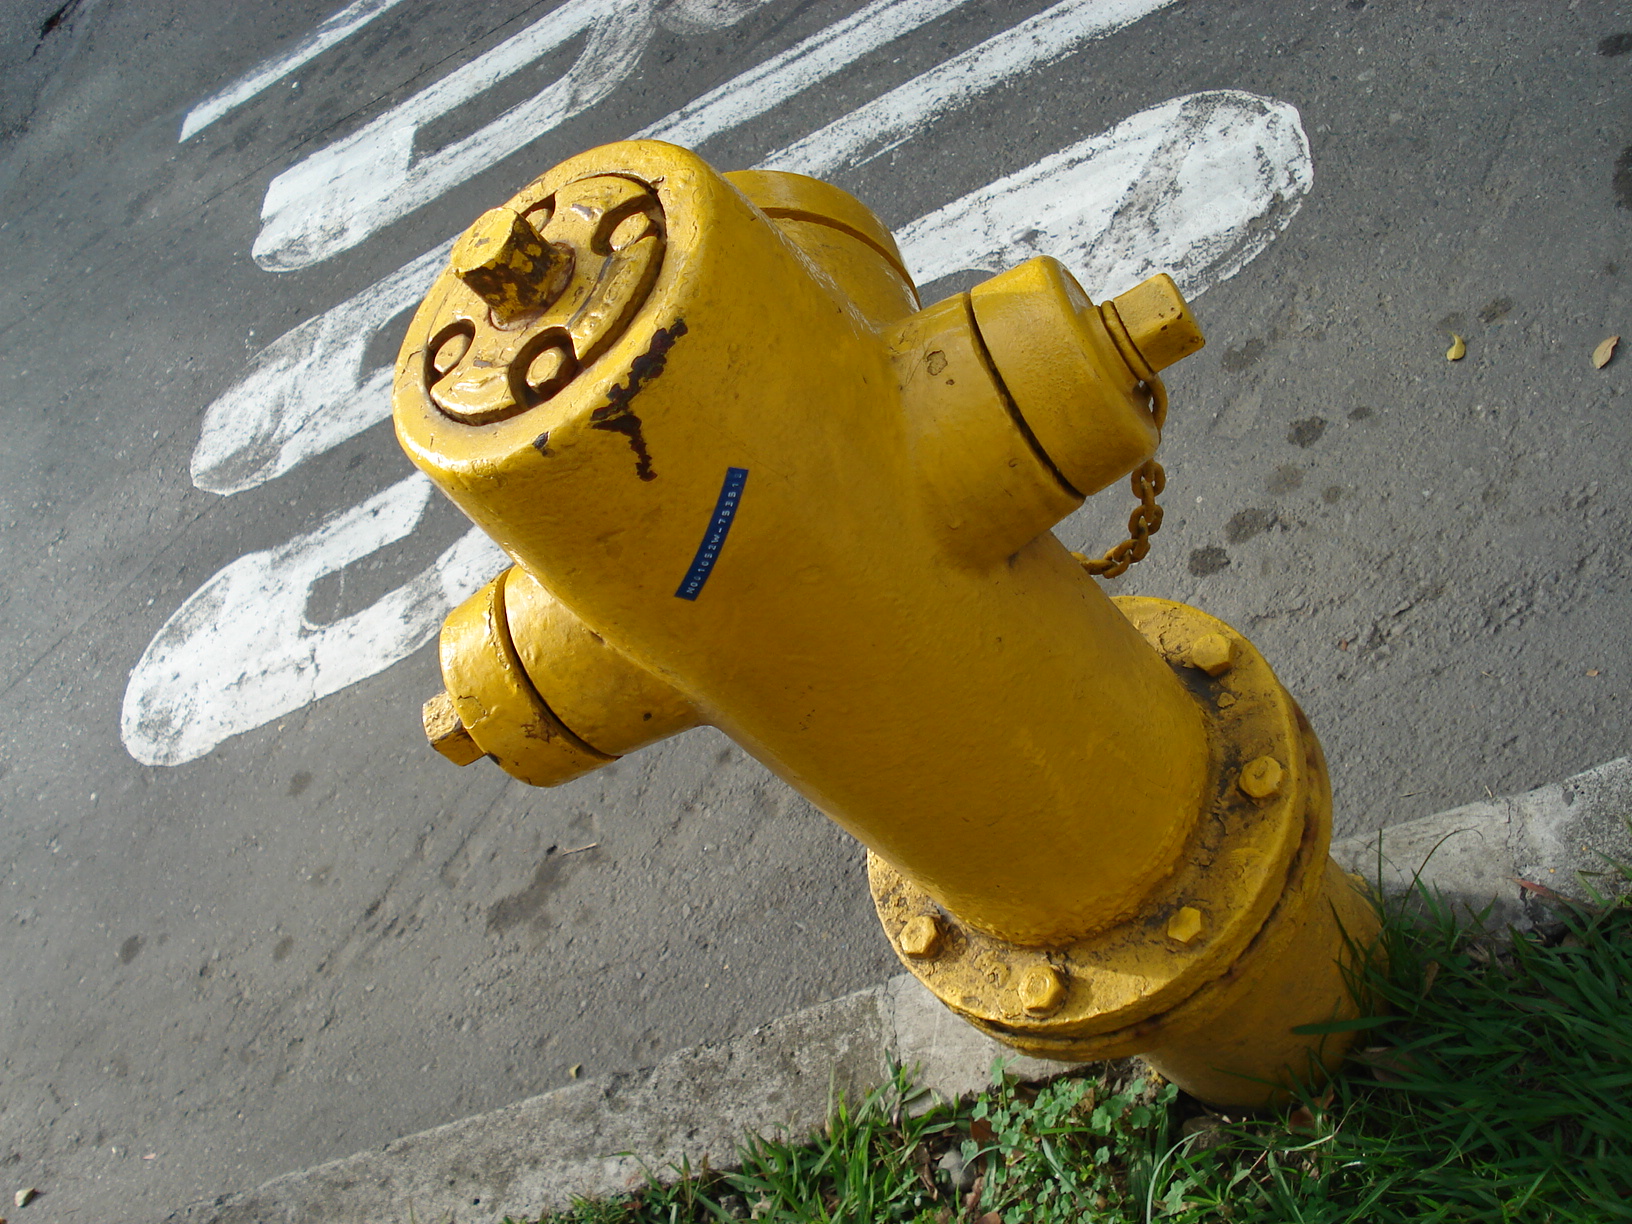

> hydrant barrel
[394,140,1378,1107]
[395,142,1210,945]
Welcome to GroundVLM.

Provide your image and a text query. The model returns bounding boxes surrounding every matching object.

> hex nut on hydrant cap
[451,207,572,322]
[422,691,484,767]
[1019,965,1067,1016]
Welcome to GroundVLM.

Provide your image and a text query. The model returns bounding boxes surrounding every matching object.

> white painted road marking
[760,0,1175,178]
[126,3,1316,767]
[179,0,415,141]
[121,476,507,767]
[200,0,995,493]
[191,241,453,495]
[638,0,970,147]
[896,91,1313,299]
[253,0,974,271]
[254,0,665,272]
[137,92,1310,766]
[200,0,1190,496]
[194,74,1304,500]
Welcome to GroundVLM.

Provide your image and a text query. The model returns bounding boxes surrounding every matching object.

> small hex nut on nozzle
[1109,273,1204,374]
[423,691,484,766]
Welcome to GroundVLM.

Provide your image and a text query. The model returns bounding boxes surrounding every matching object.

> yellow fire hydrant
[394,140,1378,1107]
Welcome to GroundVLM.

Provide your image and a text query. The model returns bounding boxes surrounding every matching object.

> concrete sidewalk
[166,758,1631,1224]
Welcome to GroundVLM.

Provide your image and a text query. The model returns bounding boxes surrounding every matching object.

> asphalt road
[1,1,1628,1219]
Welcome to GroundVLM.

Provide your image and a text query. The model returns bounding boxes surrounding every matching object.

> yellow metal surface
[1186,631,1235,677]
[502,565,699,757]
[1019,966,1067,1017]
[425,174,664,428]
[394,140,1377,1106]
[969,257,1160,498]
[438,571,612,787]
[1166,906,1204,944]
[450,207,573,323]
[898,914,944,960]
[1239,755,1286,800]
[1101,273,1204,375]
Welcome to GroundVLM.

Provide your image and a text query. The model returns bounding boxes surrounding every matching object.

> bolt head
[899,914,945,959]
[1018,965,1067,1016]
[1187,632,1235,677]
[1238,755,1285,800]
[1166,906,1204,944]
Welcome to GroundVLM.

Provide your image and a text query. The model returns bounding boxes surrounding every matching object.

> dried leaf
[1592,335,1619,369]
[910,1142,935,1193]
[1511,876,1605,914]
[976,1214,1003,1224]
[1587,669,1601,677]
[568,1064,582,1079]
[1421,959,1440,997]
[1287,1104,1318,1133]
[969,1117,994,1146]
[1445,334,1466,361]
[1180,1113,1231,1152]
[962,1173,985,1218]
[1511,877,1570,905]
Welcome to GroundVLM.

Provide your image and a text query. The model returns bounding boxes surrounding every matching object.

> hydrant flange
[869,596,1379,1104]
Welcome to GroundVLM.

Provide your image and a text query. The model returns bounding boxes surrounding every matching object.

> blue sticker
[675,467,749,601]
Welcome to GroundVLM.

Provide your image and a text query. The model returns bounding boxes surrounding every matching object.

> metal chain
[1074,364,1169,581]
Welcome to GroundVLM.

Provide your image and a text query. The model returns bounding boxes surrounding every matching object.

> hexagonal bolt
[1166,905,1204,944]
[451,207,573,322]
[423,691,484,766]
[1238,755,1285,800]
[899,913,945,959]
[1018,965,1067,1016]
[1185,632,1235,677]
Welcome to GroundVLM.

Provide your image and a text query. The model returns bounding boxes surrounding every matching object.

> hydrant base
[870,596,1377,1106]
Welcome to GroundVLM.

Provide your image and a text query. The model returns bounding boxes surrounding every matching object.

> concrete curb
[168,757,1631,1224]
[164,975,1066,1224]
[1328,755,1632,928]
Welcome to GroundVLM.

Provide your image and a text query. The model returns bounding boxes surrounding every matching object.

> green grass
[510,861,1632,1224]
